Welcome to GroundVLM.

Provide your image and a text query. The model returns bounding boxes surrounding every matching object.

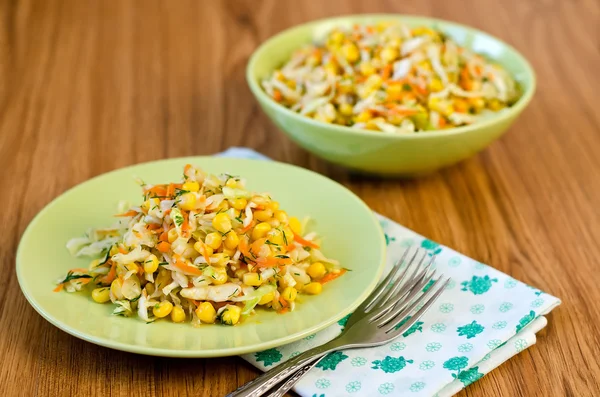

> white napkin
[218,148,561,397]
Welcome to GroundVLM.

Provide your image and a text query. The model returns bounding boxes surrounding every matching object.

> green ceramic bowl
[247,14,536,176]
[17,157,386,357]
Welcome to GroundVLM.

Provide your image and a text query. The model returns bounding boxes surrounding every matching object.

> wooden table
[1,0,598,396]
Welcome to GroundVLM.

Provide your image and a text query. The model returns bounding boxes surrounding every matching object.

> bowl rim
[247,13,536,140]
[16,156,388,357]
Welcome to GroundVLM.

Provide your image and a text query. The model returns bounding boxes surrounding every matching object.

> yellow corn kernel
[109,245,120,256]
[212,213,232,234]
[194,241,213,257]
[167,228,179,243]
[359,61,376,76]
[225,178,238,188]
[454,98,469,113]
[386,84,404,97]
[303,282,323,295]
[468,97,485,112]
[274,210,288,223]
[219,305,241,325]
[380,46,399,63]
[269,201,280,211]
[269,219,281,228]
[342,43,360,63]
[196,302,217,324]
[145,283,155,295]
[110,278,123,300]
[254,209,273,222]
[179,192,197,211]
[258,291,274,305]
[339,103,354,117]
[234,268,248,279]
[282,287,297,302]
[142,198,160,212]
[91,287,111,303]
[222,248,235,257]
[211,254,230,268]
[288,217,302,235]
[153,301,173,318]
[144,254,159,274]
[211,267,228,284]
[224,232,240,250]
[418,60,433,72]
[355,110,372,123]
[329,30,345,45]
[488,99,505,111]
[205,232,222,250]
[252,222,272,240]
[89,259,100,270]
[155,267,172,290]
[171,306,186,323]
[307,262,327,279]
[182,181,200,192]
[230,198,247,210]
[269,229,284,246]
[428,77,444,92]
[282,226,294,244]
[243,272,263,287]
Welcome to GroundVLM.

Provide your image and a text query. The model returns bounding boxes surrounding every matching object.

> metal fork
[227,248,450,397]
[264,249,443,397]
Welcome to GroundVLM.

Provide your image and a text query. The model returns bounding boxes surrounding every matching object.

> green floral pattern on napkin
[218,148,561,397]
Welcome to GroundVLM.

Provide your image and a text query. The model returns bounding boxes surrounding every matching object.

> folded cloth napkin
[218,148,561,397]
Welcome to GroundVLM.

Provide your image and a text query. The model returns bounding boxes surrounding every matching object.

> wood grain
[1,0,599,396]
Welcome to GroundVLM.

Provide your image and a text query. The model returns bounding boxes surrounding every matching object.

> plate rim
[16,156,387,357]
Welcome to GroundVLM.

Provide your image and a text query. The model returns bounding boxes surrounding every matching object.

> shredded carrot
[173,260,203,275]
[133,230,142,238]
[157,241,171,253]
[285,244,296,252]
[279,296,288,307]
[388,107,418,116]
[102,261,117,284]
[143,185,167,197]
[241,220,255,234]
[181,212,191,238]
[166,183,175,198]
[70,268,89,273]
[118,246,128,254]
[147,224,162,230]
[199,241,211,264]
[277,307,289,314]
[439,117,447,128]
[191,299,200,307]
[381,64,392,79]
[320,268,347,284]
[184,164,193,175]
[114,210,138,217]
[239,238,252,260]
[256,255,292,268]
[293,233,320,249]
[159,231,169,242]
[273,90,283,102]
[250,238,267,256]
[53,284,64,292]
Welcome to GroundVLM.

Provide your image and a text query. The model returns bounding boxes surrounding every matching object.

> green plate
[17,157,386,357]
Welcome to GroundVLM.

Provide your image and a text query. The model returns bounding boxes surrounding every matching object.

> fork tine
[371,268,437,324]
[384,277,450,333]
[370,248,424,311]
[384,254,436,309]
[360,250,409,313]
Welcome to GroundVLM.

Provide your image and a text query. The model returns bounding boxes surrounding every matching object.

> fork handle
[226,339,343,397]
[265,356,324,397]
